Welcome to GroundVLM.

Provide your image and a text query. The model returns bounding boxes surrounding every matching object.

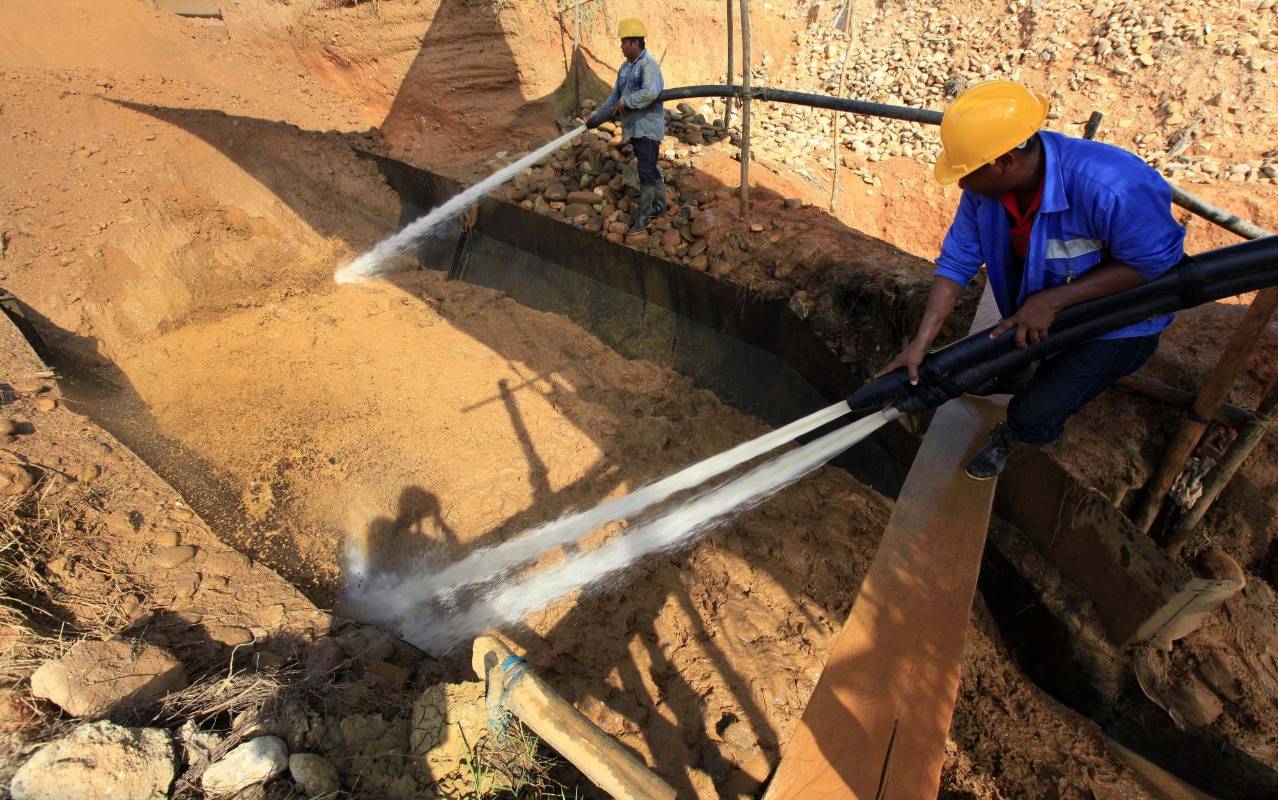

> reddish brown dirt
[2,1,1276,798]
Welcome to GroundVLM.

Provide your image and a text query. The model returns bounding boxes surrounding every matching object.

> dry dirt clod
[289,752,341,797]
[9,720,175,800]
[33,397,56,412]
[30,638,187,718]
[156,544,197,568]
[0,418,16,436]
[0,462,34,495]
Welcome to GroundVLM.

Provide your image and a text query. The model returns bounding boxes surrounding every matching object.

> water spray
[380,399,852,609]
[335,126,588,284]
[393,409,899,653]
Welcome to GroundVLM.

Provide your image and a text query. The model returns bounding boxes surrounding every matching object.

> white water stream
[343,408,897,652]
[334,126,587,284]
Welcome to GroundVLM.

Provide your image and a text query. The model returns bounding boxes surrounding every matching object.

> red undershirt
[1001,181,1045,260]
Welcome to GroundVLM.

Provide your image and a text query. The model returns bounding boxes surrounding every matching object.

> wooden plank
[763,395,1004,800]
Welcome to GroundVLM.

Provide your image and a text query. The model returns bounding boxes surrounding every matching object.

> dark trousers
[632,137,661,185]
[1007,333,1161,445]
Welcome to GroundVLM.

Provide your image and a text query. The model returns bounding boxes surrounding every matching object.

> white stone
[10,721,174,800]
[201,736,288,795]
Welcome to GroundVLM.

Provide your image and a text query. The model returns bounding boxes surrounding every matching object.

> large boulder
[9,720,174,800]
[30,638,187,718]
[201,736,289,795]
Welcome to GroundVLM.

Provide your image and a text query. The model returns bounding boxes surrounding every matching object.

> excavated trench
[17,154,1257,797]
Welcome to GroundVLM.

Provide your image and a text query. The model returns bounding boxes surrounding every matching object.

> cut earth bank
[2,0,1277,798]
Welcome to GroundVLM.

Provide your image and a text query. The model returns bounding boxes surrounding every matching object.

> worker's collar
[626,49,647,63]
[1035,132,1068,214]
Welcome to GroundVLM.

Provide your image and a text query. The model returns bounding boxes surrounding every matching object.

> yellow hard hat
[618,17,646,39]
[934,80,1050,185]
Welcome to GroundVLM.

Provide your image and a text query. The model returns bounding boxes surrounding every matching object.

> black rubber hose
[655,85,944,125]
[844,234,1278,414]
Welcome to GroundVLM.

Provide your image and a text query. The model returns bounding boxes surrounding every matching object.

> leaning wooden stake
[1134,284,1278,535]
[828,0,855,211]
[738,0,752,217]
[724,0,735,131]
[1168,375,1278,551]
[472,636,677,800]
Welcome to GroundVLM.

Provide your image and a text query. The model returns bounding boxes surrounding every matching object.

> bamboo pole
[1114,375,1254,428]
[828,0,854,211]
[724,0,734,131]
[1134,284,1278,534]
[1167,376,1278,552]
[738,0,752,217]
[472,637,677,800]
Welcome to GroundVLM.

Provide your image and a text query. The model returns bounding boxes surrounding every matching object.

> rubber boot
[653,177,669,217]
[965,422,1021,480]
[629,184,658,234]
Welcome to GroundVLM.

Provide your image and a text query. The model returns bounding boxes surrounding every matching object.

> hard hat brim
[932,90,1050,186]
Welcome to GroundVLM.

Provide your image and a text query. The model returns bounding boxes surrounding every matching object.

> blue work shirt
[935,130,1187,339]
[589,50,665,142]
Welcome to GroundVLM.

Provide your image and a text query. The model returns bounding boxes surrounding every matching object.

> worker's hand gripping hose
[846,235,1278,415]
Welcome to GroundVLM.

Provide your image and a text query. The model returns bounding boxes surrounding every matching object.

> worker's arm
[586,80,623,128]
[621,59,662,110]
[876,277,967,383]
[991,261,1147,348]
[878,192,984,383]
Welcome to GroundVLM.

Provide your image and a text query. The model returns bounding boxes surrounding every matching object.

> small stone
[74,464,100,483]
[690,217,711,237]
[34,397,56,412]
[306,638,345,678]
[289,752,341,797]
[172,573,201,607]
[203,550,250,574]
[105,512,134,538]
[0,462,34,495]
[170,507,194,522]
[783,198,803,209]
[365,659,412,689]
[544,182,568,202]
[30,638,187,717]
[156,545,196,568]
[566,190,602,205]
[9,721,174,800]
[0,419,15,436]
[688,254,709,271]
[201,736,288,796]
[208,626,254,646]
[749,223,765,233]
[154,528,180,548]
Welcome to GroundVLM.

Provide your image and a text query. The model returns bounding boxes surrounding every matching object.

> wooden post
[738,0,752,216]
[1134,284,1278,535]
[1168,375,1278,552]
[828,0,854,212]
[724,0,735,131]
[473,637,677,800]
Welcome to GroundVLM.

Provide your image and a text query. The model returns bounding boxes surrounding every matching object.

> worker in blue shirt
[878,81,1186,479]
[585,18,667,234]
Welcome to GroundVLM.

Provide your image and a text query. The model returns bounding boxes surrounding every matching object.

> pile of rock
[504,110,741,276]
[760,0,1276,184]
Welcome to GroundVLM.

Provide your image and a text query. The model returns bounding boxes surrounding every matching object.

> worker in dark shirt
[878,81,1186,479]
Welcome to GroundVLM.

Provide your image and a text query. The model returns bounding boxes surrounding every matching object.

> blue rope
[486,654,529,740]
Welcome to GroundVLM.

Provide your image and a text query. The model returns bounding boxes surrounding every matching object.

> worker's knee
[1006,333,1161,446]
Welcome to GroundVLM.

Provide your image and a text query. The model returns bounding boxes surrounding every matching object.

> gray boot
[653,177,669,217]
[629,184,658,234]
